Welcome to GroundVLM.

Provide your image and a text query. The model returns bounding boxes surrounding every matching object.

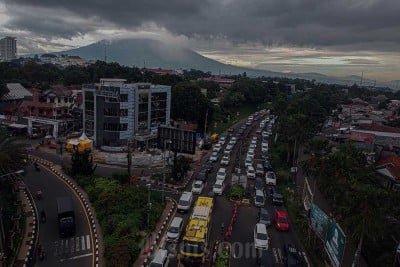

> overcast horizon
[1,0,399,82]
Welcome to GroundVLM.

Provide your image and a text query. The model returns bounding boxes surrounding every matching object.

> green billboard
[325,221,346,267]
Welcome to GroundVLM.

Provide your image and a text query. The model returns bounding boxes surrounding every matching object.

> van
[166,217,183,243]
[256,164,264,176]
[178,191,193,213]
[149,249,169,267]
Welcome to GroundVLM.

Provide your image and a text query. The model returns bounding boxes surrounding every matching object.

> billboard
[158,126,196,154]
[310,204,329,240]
[302,177,313,211]
[325,221,346,267]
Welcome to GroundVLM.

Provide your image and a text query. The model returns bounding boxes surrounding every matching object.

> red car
[274,210,289,231]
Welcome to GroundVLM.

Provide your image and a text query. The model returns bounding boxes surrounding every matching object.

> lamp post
[162,140,171,205]
[146,183,152,229]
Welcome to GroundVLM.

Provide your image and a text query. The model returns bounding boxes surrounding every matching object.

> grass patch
[210,103,269,134]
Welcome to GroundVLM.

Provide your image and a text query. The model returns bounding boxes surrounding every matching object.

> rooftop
[1,83,32,101]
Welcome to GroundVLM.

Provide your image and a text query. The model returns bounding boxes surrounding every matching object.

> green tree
[171,82,213,129]
[70,150,97,176]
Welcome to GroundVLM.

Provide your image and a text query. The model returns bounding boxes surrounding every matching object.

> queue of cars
[150,109,305,267]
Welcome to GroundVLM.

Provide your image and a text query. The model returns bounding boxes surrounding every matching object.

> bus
[179,196,213,266]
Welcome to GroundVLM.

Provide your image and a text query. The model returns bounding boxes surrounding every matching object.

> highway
[162,111,309,267]
[23,163,94,267]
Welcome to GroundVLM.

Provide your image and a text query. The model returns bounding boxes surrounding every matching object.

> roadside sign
[325,221,346,267]
[158,126,196,154]
[310,204,329,240]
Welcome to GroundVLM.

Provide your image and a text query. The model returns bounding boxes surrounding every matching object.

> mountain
[48,38,396,89]
[56,38,282,77]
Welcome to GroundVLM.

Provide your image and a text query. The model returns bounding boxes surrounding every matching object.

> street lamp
[162,140,172,205]
[0,170,24,179]
[146,183,152,229]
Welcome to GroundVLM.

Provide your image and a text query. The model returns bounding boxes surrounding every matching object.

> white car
[220,155,230,166]
[254,223,269,250]
[247,150,255,159]
[226,144,233,152]
[249,143,256,150]
[262,143,269,153]
[247,166,256,179]
[191,180,204,194]
[213,143,222,153]
[213,180,224,195]
[231,137,237,143]
[245,158,253,168]
[210,152,218,162]
[216,168,226,182]
[265,171,277,186]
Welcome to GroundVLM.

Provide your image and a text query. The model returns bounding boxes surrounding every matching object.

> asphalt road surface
[23,163,94,267]
[161,112,310,267]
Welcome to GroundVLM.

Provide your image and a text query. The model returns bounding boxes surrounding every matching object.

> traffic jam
[149,110,309,267]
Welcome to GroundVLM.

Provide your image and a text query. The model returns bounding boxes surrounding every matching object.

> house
[0,83,33,118]
[375,155,400,191]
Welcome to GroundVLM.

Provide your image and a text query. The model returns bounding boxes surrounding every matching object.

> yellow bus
[179,196,213,266]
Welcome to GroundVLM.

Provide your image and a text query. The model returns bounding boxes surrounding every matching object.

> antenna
[104,40,107,63]
[360,72,363,86]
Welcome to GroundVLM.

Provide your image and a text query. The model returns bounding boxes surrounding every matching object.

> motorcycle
[36,190,42,200]
[34,162,40,172]
[40,210,46,223]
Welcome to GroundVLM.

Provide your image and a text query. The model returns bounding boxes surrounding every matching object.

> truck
[57,197,76,237]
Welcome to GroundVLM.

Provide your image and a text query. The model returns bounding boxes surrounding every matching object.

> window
[103,123,128,131]
[120,94,128,102]
[104,108,128,117]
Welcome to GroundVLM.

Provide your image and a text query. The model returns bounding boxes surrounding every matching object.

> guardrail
[141,197,176,267]
[27,155,100,267]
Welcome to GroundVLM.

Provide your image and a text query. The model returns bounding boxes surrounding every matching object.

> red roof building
[201,77,235,85]
[376,155,400,188]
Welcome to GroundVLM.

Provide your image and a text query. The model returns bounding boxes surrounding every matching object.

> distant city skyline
[0,0,399,81]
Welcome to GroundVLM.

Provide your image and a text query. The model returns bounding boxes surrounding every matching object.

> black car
[272,190,284,206]
[282,243,305,267]
[203,161,213,174]
[255,177,264,191]
[257,249,274,267]
[263,160,272,171]
[196,170,208,182]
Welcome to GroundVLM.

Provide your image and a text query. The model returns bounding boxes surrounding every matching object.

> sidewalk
[296,147,368,267]
[15,186,36,267]
[133,199,176,267]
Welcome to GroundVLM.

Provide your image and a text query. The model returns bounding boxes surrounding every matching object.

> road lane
[23,163,93,267]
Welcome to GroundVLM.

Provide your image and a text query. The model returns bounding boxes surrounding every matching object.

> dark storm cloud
[3,0,400,51]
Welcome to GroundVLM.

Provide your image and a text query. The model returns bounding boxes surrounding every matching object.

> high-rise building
[82,79,171,147]
[0,36,17,61]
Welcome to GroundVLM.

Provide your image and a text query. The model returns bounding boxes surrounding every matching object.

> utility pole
[146,184,152,229]
[127,139,134,176]
[162,140,171,205]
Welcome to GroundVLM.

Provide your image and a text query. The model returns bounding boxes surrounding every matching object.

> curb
[140,197,177,267]
[28,155,100,267]
[21,185,38,267]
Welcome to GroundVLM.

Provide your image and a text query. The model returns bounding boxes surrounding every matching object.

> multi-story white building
[82,79,171,147]
[0,36,17,61]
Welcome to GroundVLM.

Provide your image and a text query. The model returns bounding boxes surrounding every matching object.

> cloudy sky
[1,0,399,81]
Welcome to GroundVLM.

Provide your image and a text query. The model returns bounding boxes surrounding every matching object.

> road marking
[59,252,93,262]
[65,239,68,254]
[54,240,59,256]
[303,251,311,267]
[71,237,75,253]
[276,247,283,264]
[76,237,80,252]
[81,236,86,250]
[86,235,91,250]
[272,248,278,263]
